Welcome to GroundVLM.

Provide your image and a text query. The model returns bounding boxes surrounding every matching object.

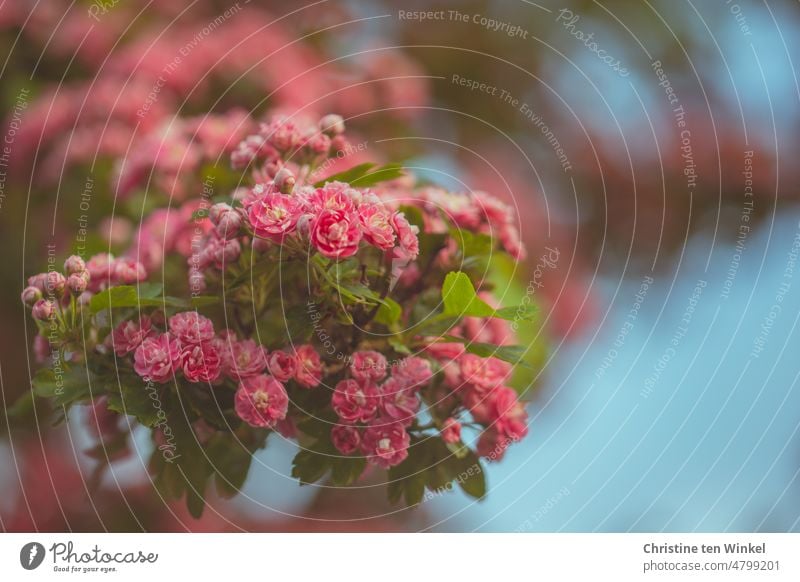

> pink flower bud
[319,114,345,136]
[45,271,66,296]
[21,286,42,306]
[273,167,295,193]
[32,299,56,321]
[209,203,234,225]
[27,273,49,292]
[215,210,242,240]
[67,273,88,295]
[63,255,86,275]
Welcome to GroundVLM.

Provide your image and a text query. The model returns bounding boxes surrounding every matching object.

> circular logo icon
[20,542,45,570]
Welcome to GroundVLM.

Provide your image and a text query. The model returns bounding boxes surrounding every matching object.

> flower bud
[45,271,66,296]
[27,273,48,292]
[63,255,86,275]
[273,167,296,194]
[319,114,345,136]
[32,299,56,321]
[214,210,242,240]
[209,203,234,225]
[67,273,88,295]
[21,286,42,307]
[306,132,331,156]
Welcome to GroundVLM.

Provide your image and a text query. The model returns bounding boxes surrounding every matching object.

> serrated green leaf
[442,271,495,318]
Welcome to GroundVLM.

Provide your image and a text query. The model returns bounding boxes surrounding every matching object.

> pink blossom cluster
[330,352,433,468]
[21,253,147,319]
[425,344,529,461]
[110,311,323,400]
[395,187,526,260]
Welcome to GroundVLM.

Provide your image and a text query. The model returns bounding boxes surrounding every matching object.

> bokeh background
[1,0,800,531]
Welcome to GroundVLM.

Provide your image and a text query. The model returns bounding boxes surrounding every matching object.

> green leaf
[452,450,487,500]
[442,336,531,368]
[351,163,404,187]
[314,162,405,188]
[105,376,161,427]
[90,284,217,313]
[291,445,332,485]
[441,271,536,323]
[442,271,495,318]
[451,228,493,263]
[33,364,92,408]
[374,297,402,326]
[207,433,255,499]
[329,456,367,486]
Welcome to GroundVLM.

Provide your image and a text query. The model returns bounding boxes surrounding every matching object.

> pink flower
[305,182,357,213]
[199,235,241,270]
[234,374,289,428]
[331,424,361,455]
[266,349,297,382]
[358,203,396,250]
[391,211,420,260]
[133,333,182,383]
[45,271,66,296]
[31,299,56,321]
[223,338,267,380]
[209,203,242,239]
[486,386,528,442]
[459,354,511,390]
[441,417,461,444]
[310,208,362,259]
[294,344,322,388]
[168,311,215,345]
[111,258,147,285]
[21,286,42,306]
[63,255,86,275]
[350,350,387,382]
[393,356,433,389]
[362,422,410,468]
[247,190,303,241]
[67,273,88,295]
[182,341,223,383]
[110,316,154,356]
[27,273,49,293]
[380,378,419,426]
[332,379,380,424]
